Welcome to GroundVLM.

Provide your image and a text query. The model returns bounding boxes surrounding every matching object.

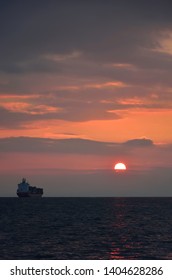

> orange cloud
[117,98,145,105]
[84,81,127,89]
[1,102,62,115]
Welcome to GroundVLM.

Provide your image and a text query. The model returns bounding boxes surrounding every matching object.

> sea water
[0,197,172,259]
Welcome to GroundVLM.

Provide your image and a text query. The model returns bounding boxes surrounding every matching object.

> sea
[0,197,172,260]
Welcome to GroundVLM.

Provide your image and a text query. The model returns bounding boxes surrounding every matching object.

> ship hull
[17,192,43,198]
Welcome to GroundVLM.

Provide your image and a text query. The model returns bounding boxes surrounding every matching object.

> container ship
[17,178,43,197]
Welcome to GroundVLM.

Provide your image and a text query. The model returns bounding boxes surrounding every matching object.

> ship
[17,178,43,197]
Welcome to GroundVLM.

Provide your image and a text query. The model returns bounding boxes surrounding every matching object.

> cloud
[0,137,122,155]
[1,84,172,128]
[1,1,172,130]
[0,106,61,128]
[0,102,122,128]
[0,136,155,155]
[1,0,172,75]
[124,138,154,147]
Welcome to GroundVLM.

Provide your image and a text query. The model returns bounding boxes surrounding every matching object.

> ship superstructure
[17,178,43,197]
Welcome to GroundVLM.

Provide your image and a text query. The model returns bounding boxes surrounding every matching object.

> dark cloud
[0,106,59,128]
[0,137,122,155]
[0,107,31,128]
[1,0,172,74]
[124,138,154,147]
[0,136,156,155]
[1,1,172,127]
[0,99,122,127]
[1,84,172,127]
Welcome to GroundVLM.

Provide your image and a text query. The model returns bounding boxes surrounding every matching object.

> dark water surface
[0,197,172,259]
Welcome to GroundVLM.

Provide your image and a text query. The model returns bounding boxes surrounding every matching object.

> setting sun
[114,162,127,171]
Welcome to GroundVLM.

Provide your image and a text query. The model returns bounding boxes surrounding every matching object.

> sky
[1,0,172,196]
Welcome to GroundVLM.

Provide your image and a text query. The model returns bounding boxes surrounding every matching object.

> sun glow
[114,162,127,171]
